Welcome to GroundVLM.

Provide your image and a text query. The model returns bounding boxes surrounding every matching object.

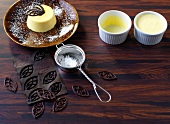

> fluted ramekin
[134,11,167,45]
[98,10,132,45]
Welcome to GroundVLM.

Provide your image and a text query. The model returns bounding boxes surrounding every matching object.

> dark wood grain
[1,0,170,124]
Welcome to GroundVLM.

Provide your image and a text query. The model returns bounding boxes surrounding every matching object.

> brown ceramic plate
[3,0,79,48]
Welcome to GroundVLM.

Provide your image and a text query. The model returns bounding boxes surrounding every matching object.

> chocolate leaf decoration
[34,50,47,62]
[49,82,62,95]
[37,89,55,100]
[27,88,42,103]
[24,76,38,90]
[4,77,18,93]
[20,65,34,79]
[72,86,89,97]
[27,2,45,16]
[43,71,57,84]
[32,102,45,118]
[53,97,67,112]
[98,71,117,80]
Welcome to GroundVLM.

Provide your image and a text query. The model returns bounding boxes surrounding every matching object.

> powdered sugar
[54,6,63,17]
[58,55,78,68]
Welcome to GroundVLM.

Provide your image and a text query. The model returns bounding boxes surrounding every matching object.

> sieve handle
[78,67,111,103]
[56,43,65,49]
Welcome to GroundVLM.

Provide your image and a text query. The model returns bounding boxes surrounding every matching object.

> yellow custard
[27,4,57,32]
[101,15,127,33]
[137,13,164,34]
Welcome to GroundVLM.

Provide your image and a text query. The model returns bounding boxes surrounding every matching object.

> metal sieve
[54,44,111,102]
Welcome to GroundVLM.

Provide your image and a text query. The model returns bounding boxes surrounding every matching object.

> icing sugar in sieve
[54,44,112,102]
[58,54,79,68]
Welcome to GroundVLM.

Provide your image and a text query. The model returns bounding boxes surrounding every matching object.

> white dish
[134,11,167,45]
[98,10,132,45]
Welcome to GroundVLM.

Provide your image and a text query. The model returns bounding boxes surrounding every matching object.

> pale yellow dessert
[137,13,164,34]
[27,4,57,32]
[101,15,127,33]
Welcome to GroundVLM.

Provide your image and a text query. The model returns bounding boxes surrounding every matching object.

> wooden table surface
[1,0,170,123]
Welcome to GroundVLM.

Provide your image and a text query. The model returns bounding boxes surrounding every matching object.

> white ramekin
[98,10,132,45]
[134,11,167,45]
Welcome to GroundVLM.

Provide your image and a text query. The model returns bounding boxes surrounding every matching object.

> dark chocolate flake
[98,71,117,80]
[20,65,34,79]
[24,76,38,90]
[43,71,57,84]
[20,0,30,4]
[48,82,62,95]
[32,102,45,118]
[50,0,60,6]
[34,50,47,62]
[4,77,18,93]
[53,97,67,112]
[37,89,55,100]
[27,88,42,103]
[72,86,89,97]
